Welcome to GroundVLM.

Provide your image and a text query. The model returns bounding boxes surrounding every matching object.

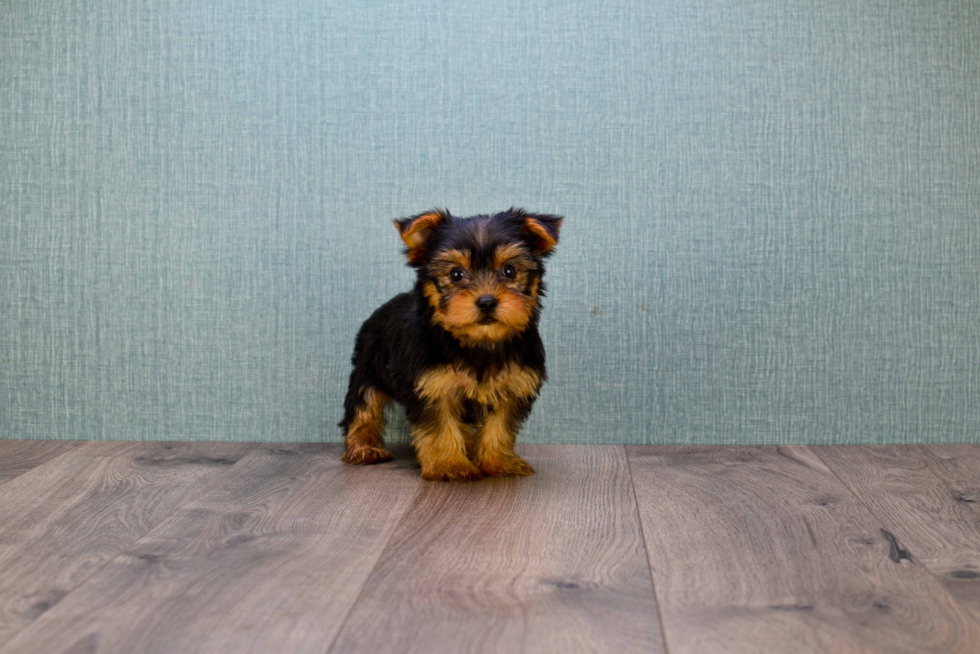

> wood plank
[0,440,82,486]
[0,440,254,647]
[0,444,422,654]
[815,445,980,622]
[330,445,664,654]
[626,445,980,654]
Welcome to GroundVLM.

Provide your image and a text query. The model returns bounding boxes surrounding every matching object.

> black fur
[340,208,561,435]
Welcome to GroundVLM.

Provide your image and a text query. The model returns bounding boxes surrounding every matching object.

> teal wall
[2,0,978,444]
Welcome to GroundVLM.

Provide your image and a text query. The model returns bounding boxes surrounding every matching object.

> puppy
[339,208,562,481]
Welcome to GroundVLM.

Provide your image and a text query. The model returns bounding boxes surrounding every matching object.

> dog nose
[476,295,498,312]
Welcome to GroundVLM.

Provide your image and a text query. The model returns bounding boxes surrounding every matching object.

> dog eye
[502,264,517,279]
[450,267,464,282]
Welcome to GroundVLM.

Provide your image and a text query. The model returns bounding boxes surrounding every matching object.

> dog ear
[394,209,448,265]
[521,213,563,256]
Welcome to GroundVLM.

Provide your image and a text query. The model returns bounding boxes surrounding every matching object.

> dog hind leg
[341,386,394,465]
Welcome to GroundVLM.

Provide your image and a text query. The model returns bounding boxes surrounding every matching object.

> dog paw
[479,456,535,477]
[342,446,394,465]
[421,461,484,482]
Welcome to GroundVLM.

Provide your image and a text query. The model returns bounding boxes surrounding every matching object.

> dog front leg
[474,402,535,477]
[411,400,483,482]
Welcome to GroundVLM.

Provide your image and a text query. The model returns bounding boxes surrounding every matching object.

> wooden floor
[0,442,977,653]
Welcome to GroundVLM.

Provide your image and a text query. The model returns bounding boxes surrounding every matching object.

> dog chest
[416,363,540,407]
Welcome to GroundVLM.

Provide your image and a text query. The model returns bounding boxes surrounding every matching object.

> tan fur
[494,288,534,332]
[523,217,561,254]
[430,249,472,273]
[474,405,535,477]
[492,243,533,270]
[472,276,499,298]
[454,322,520,348]
[396,211,448,263]
[425,283,522,346]
[443,288,480,326]
[416,363,540,407]
[422,280,442,311]
[411,373,481,481]
[429,283,536,347]
[527,276,541,302]
[415,364,540,478]
[342,387,393,465]
[422,243,541,348]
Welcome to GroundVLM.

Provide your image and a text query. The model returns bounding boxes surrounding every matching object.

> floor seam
[0,440,84,490]
[322,469,426,654]
[625,445,672,654]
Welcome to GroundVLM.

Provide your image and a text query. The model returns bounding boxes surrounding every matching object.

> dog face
[395,208,562,347]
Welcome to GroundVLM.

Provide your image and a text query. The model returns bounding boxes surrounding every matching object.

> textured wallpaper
[1,0,978,444]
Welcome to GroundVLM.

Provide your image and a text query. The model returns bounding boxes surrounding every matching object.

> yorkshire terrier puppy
[340,208,562,481]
